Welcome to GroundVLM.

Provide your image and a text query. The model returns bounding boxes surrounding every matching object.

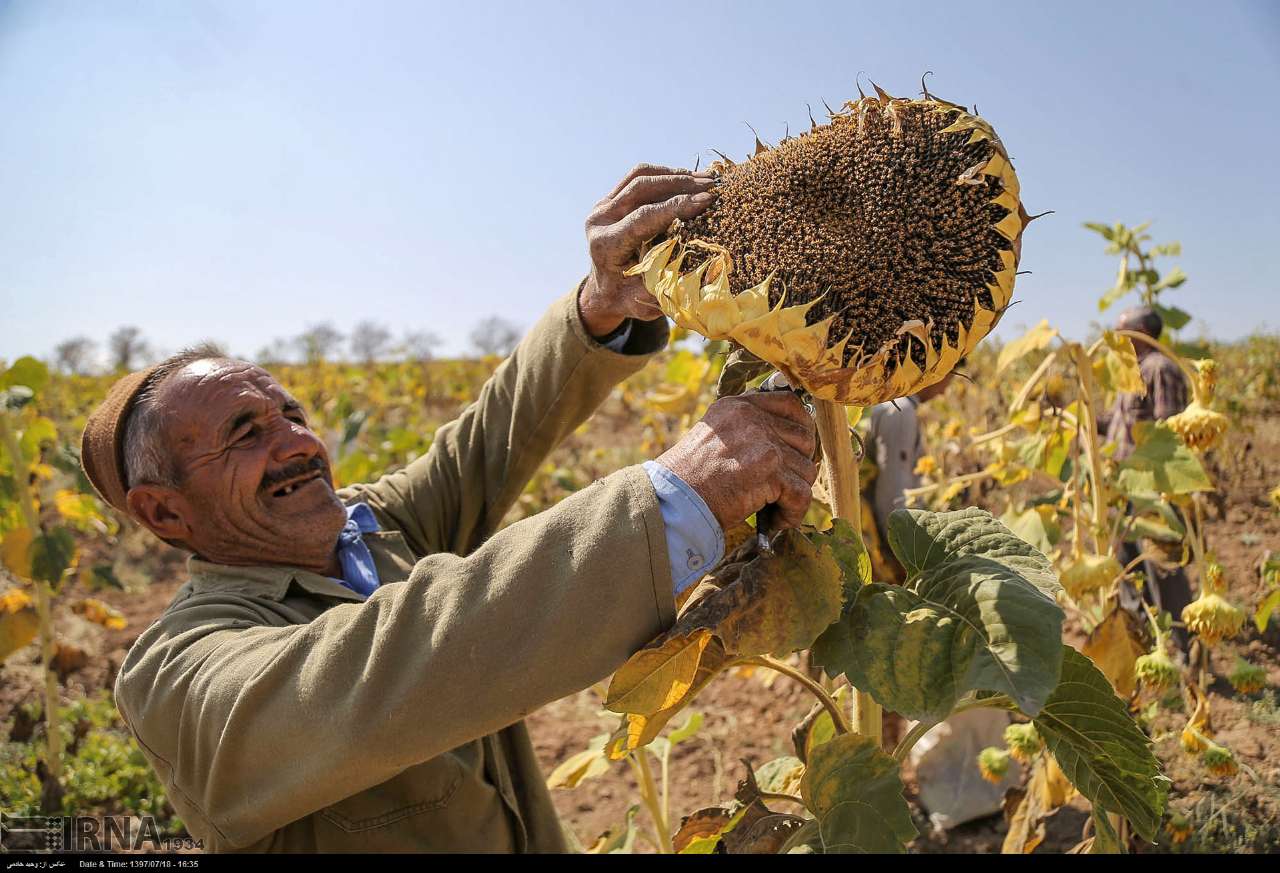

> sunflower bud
[1228,658,1267,695]
[1135,648,1181,692]
[1061,553,1122,600]
[1200,743,1239,778]
[977,746,1011,783]
[1003,723,1042,764]
[1182,591,1245,646]
[1165,812,1193,846]
[1165,402,1229,452]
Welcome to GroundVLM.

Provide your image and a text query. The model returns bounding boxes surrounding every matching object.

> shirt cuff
[641,460,725,598]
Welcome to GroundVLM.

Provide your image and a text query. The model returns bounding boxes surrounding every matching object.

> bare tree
[107,326,151,372]
[293,324,345,365]
[400,330,442,363]
[350,321,393,364]
[469,316,521,358]
[255,338,293,368]
[53,337,98,375]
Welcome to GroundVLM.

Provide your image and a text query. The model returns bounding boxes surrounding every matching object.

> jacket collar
[187,557,368,603]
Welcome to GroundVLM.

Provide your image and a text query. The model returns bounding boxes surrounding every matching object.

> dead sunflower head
[1135,647,1181,692]
[1182,591,1244,647]
[1061,553,1122,600]
[1165,401,1229,452]
[627,83,1034,404]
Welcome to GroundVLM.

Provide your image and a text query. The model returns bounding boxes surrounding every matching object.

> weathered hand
[578,164,717,338]
[656,391,818,532]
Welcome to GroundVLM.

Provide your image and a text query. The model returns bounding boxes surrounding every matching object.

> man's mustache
[260,456,331,493]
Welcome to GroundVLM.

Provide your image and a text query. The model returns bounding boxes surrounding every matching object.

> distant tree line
[44,316,524,374]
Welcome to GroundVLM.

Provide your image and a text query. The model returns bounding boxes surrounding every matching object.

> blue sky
[2,0,1279,364]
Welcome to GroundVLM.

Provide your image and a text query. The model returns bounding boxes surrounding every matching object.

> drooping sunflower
[627,83,1035,404]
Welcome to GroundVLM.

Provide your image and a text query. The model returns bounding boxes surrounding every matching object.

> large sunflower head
[627,83,1034,404]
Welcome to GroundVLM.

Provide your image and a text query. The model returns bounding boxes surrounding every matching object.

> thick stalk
[813,400,882,745]
[0,414,63,793]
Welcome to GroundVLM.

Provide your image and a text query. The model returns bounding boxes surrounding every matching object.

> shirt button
[686,550,704,572]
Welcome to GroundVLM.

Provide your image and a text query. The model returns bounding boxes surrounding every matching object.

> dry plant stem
[0,414,63,791]
[813,399,882,745]
[737,655,851,735]
[1069,347,1108,553]
[629,752,674,854]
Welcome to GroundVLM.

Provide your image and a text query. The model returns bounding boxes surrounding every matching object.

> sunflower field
[3,215,1280,852]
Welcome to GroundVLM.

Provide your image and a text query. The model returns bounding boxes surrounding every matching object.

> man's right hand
[655,391,818,533]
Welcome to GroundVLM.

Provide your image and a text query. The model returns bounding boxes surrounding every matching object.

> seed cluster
[675,102,1013,369]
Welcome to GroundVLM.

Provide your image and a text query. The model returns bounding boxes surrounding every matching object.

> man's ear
[126,485,194,545]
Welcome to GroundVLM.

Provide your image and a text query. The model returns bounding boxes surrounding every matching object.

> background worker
[1102,305,1194,656]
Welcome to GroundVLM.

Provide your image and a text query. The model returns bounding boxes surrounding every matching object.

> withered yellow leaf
[1082,608,1146,697]
[605,628,715,717]
[0,527,35,581]
[0,602,38,662]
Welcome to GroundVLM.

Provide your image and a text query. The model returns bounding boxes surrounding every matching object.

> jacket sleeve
[113,466,677,850]
[341,286,669,557]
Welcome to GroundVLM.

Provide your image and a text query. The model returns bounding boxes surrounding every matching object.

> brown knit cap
[81,365,162,514]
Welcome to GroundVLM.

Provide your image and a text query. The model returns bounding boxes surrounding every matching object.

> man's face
[143,360,348,570]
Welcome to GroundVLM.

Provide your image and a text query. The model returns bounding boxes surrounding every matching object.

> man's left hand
[578,164,717,338]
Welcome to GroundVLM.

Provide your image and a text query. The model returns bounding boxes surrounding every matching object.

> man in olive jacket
[83,165,818,852]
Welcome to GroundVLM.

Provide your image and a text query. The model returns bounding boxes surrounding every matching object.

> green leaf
[813,509,1065,722]
[715,347,772,398]
[1117,422,1212,496]
[1152,303,1191,331]
[1149,242,1181,257]
[799,734,916,853]
[30,527,77,587]
[666,710,704,746]
[1082,222,1116,242]
[1032,647,1169,842]
[820,518,871,603]
[0,357,50,394]
[887,507,1062,600]
[1151,266,1186,292]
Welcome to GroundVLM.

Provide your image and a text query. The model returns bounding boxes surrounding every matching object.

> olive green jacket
[113,291,677,852]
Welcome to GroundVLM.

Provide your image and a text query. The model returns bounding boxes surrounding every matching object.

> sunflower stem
[813,399,882,746]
